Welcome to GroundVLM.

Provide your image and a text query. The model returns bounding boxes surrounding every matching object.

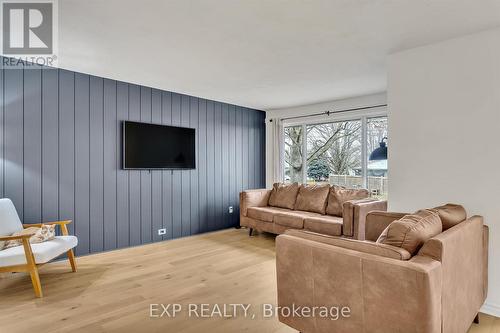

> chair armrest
[23,220,72,228]
[23,220,72,236]
[342,199,388,240]
[239,189,271,217]
[365,211,407,241]
[276,234,441,333]
[0,233,35,241]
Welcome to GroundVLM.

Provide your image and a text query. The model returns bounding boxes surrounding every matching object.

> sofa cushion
[326,186,370,217]
[294,184,330,214]
[268,183,300,210]
[247,207,290,223]
[0,236,78,267]
[285,229,412,260]
[430,203,466,230]
[304,215,343,236]
[377,209,442,255]
[274,210,319,229]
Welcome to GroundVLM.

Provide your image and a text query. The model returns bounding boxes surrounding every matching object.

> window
[307,120,361,186]
[284,125,304,183]
[283,116,388,198]
[367,117,388,199]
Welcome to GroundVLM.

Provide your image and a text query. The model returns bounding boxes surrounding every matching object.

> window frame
[282,106,387,188]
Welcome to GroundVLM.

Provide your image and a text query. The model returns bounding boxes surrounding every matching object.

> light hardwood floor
[0,228,498,333]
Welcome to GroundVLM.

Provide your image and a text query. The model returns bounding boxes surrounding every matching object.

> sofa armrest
[342,199,388,240]
[365,211,407,241]
[417,216,487,333]
[276,234,441,333]
[239,189,271,217]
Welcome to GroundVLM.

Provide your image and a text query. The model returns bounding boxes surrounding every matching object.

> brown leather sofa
[276,204,489,333]
[240,182,387,239]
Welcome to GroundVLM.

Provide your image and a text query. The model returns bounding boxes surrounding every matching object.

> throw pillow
[3,224,56,249]
[294,184,330,214]
[377,209,442,255]
[268,182,300,209]
[326,186,370,217]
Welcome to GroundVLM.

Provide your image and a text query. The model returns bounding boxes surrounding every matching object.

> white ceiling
[58,0,500,110]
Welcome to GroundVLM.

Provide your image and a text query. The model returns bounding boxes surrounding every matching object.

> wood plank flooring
[0,228,498,333]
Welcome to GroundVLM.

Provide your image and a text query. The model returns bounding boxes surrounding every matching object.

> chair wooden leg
[28,265,43,298]
[67,249,77,272]
[474,313,480,324]
[22,238,43,298]
[249,228,253,236]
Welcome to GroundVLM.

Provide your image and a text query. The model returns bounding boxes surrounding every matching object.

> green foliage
[307,158,330,181]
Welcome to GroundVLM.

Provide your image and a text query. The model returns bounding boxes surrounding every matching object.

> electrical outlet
[158,228,167,235]
[228,206,234,214]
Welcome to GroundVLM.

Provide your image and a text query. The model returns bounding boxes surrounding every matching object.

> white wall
[388,27,500,316]
[265,93,387,187]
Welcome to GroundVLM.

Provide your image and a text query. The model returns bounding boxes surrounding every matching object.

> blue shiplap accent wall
[0,58,266,255]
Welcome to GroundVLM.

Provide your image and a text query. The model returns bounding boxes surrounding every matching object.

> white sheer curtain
[271,118,284,183]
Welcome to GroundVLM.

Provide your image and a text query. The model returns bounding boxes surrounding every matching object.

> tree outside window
[283,116,388,198]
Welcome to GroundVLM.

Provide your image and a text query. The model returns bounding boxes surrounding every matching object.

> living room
[0,1,499,332]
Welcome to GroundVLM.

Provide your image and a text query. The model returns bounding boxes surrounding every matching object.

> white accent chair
[0,198,78,297]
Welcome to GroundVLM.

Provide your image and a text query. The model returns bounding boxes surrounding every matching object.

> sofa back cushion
[294,184,330,214]
[430,203,466,230]
[377,209,442,255]
[268,183,300,210]
[326,186,370,217]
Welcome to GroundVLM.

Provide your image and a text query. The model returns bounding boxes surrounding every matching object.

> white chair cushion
[0,236,78,267]
[0,198,23,236]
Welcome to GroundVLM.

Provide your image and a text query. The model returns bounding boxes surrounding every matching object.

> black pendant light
[369,137,388,161]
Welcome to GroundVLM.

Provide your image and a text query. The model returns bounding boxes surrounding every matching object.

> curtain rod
[270,104,387,122]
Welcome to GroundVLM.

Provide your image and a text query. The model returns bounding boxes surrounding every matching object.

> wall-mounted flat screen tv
[123,121,195,170]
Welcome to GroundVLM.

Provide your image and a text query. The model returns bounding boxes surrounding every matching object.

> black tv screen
[123,121,195,169]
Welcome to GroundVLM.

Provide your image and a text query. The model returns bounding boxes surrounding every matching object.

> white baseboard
[481,302,500,318]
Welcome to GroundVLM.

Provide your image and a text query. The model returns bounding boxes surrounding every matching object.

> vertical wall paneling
[180,95,190,236]
[103,79,117,250]
[221,103,229,228]
[4,67,24,220]
[151,89,162,242]
[58,70,75,235]
[0,58,265,256]
[206,101,215,231]
[116,82,130,248]
[198,99,207,233]
[161,91,173,240]
[214,102,223,230]
[128,85,141,246]
[42,68,59,223]
[235,107,243,218]
[228,105,236,227]
[23,67,42,223]
[74,73,90,255]
[89,76,104,252]
[140,86,152,244]
[171,93,182,238]
[189,97,199,235]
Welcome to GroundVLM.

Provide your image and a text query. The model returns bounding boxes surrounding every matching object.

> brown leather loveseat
[276,204,489,333]
[240,182,387,239]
